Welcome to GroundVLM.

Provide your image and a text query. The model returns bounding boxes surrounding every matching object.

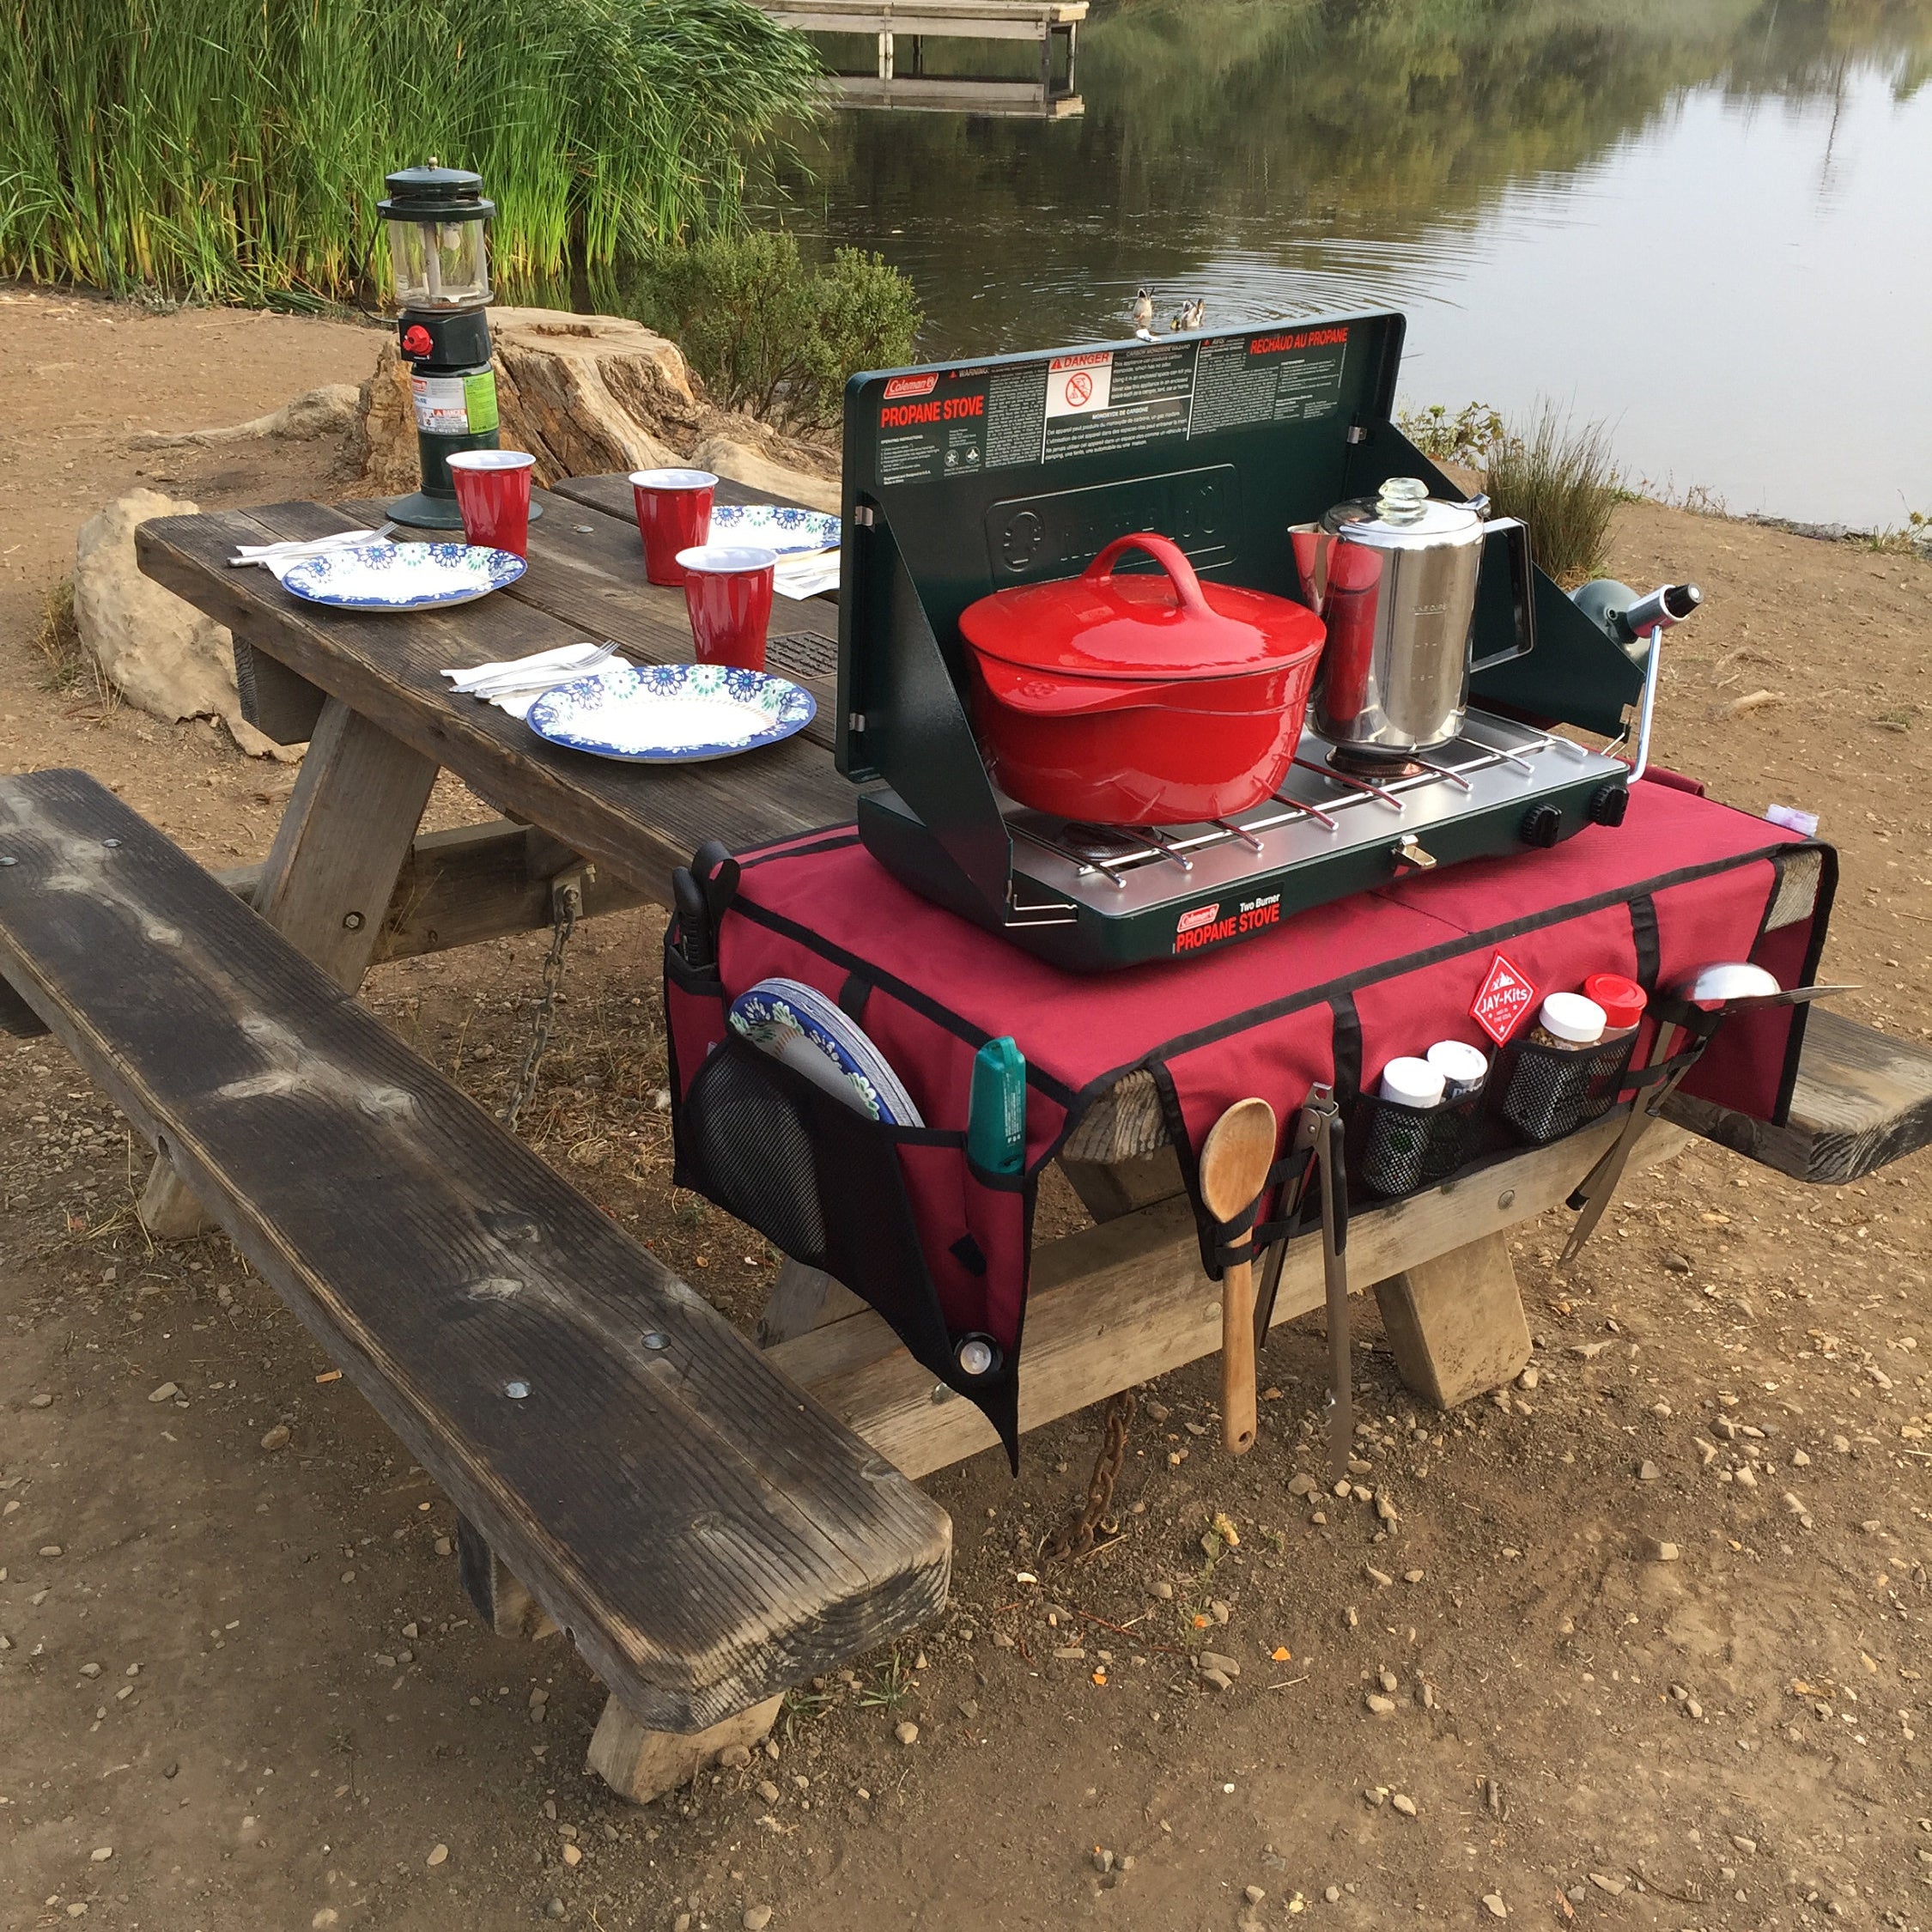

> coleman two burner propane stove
[835,310,1698,971]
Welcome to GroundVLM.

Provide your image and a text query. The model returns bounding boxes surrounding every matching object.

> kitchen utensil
[1251,1082,1326,1353]
[708,504,841,556]
[447,448,536,557]
[728,977,923,1127]
[1559,967,1856,1261]
[630,469,718,586]
[278,542,525,611]
[230,523,397,567]
[677,544,779,671]
[1198,1097,1278,1455]
[1290,477,1534,762]
[957,532,1327,825]
[525,661,814,763]
[1307,1089,1352,1480]
[459,640,620,701]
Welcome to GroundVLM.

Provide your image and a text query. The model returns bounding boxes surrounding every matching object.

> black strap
[1329,993,1364,1103]
[1214,1200,1261,1270]
[838,971,874,1021]
[1628,892,1661,991]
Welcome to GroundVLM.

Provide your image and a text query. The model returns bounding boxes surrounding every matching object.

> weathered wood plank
[1663,1007,1932,1184]
[216,818,652,963]
[458,1513,561,1641]
[586,1692,784,1804]
[774,1121,1692,1479]
[135,502,858,909]
[0,770,949,1731]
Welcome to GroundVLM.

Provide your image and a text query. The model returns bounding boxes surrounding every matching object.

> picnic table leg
[1370,1230,1532,1408]
[756,1258,864,1347]
[138,698,439,1236]
[586,1692,786,1805]
[457,1516,560,1641]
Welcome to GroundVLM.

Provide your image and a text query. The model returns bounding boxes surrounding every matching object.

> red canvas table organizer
[664,778,1834,1460]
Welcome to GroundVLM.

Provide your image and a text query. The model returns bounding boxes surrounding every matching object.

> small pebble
[433,1536,452,1557]
[426,1844,448,1868]
[313,1912,339,1929]
[1482,1893,1508,1918]
[1391,1794,1418,1818]
[1640,1538,1680,1563]
[1092,1849,1115,1874]
[148,1382,179,1403]
[895,1721,919,1746]
[1151,1581,1174,1600]
[545,1899,567,1921]
[28,1393,53,1408]
[743,1910,772,1932]
[560,1843,582,1868]
[1244,1886,1266,1905]
[1325,1886,1341,1904]
[756,1778,780,1804]
[259,1425,290,1452]
[89,1846,113,1862]
[1365,1693,1397,1716]
[719,1744,752,1769]
[39,1546,62,1558]
[1637,1461,1662,1482]
[80,1662,102,1679]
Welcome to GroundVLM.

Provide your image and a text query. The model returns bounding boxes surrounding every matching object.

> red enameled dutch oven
[957,532,1327,825]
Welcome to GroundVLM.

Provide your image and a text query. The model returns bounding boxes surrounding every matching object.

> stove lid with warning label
[835,312,1419,788]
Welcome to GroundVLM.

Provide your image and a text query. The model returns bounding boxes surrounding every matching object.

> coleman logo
[1177,903,1221,933]
[1174,896,1282,953]
[883,374,938,400]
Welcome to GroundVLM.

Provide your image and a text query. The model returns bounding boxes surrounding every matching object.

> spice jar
[1361,1055,1446,1197]
[1583,972,1647,1042]
[1425,1038,1489,1102]
[1503,991,1612,1143]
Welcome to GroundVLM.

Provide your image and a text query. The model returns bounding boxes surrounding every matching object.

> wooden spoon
[1199,1097,1278,1455]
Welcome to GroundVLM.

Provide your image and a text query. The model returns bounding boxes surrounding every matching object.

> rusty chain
[501,874,583,1133]
[1046,1388,1136,1562]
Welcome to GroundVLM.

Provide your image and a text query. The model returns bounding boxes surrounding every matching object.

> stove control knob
[1521,804,1564,848]
[1589,781,1630,827]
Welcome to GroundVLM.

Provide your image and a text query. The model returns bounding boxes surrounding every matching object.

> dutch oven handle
[1084,532,1214,615]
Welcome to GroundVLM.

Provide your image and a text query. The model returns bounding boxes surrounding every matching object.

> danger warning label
[1042,342,1194,464]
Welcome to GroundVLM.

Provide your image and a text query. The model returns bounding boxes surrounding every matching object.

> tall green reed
[0,0,820,302]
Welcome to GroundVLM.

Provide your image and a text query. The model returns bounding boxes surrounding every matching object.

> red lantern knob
[400,323,433,358]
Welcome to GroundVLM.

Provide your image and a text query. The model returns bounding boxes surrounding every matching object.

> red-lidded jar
[1583,973,1648,1039]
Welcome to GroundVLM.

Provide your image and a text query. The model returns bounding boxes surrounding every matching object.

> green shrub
[1485,404,1624,587]
[629,231,922,432]
[1396,401,1506,471]
[0,0,821,301]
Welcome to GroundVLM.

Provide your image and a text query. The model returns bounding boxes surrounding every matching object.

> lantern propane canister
[377,161,539,531]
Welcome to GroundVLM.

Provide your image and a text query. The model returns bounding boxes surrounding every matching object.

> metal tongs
[1561,963,1855,1263]
[1251,1082,1353,1481]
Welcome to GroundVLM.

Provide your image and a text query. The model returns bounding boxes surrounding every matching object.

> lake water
[768,0,1932,530]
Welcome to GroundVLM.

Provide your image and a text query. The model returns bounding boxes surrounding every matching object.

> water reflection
[756,0,1932,525]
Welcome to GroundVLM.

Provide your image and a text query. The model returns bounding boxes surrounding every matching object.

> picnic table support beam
[458,1515,561,1641]
[138,698,438,1237]
[586,1692,785,1805]
[1370,1230,1532,1409]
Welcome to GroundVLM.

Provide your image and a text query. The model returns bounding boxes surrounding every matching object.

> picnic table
[3,473,1929,1804]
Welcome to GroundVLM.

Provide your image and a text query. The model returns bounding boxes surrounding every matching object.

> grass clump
[0,0,821,303]
[1485,404,1625,586]
[627,231,922,432]
[1397,401,1506,471]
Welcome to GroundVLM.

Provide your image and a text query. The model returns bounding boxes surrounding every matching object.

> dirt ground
[2,285,1929,1932]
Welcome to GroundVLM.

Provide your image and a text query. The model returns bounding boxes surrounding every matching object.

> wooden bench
[0,769,950,1793]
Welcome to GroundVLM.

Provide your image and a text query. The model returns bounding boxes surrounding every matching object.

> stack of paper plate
[728,978,922,1126]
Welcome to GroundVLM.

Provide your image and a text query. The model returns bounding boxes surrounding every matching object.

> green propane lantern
[378,161,538,530]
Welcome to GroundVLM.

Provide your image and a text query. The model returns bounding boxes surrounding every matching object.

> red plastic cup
[676,544,778,671]
[630,468,717,586]
[446,448,536,557]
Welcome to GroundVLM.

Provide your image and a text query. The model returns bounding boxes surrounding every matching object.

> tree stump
[350,309,840,513]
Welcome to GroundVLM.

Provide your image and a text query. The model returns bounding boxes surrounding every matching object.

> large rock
[73,490,292,758]
[76,491,236,721]
[689,433,840,515]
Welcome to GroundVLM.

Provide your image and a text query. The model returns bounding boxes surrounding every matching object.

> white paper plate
[728,977,922,1126]
[278,541,525,611]
[525,663,815,763]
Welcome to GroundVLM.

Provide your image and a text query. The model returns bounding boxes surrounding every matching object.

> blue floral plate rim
[707,504,841,556]
[278,541,526,611]
[523,660,817,764]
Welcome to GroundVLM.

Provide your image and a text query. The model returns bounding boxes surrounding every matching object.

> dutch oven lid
[959,532,1326,683]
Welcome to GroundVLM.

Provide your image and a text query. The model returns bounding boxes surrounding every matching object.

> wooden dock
[750,0,1085,117]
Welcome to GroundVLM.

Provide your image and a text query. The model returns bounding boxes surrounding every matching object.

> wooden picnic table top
[137,474,854,910]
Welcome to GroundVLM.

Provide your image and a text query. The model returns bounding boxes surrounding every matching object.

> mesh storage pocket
[1350,1091,1481,1199]
[1496,1032,1637,1145]
[677,1033,960,1361]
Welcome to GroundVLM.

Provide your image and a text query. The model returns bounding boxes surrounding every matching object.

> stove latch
[1392,834,1438,873]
